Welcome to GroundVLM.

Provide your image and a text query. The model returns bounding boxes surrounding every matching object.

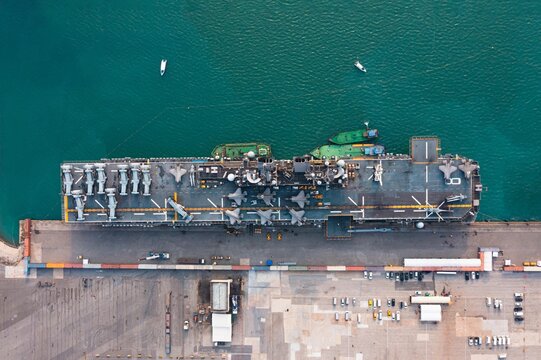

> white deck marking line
[74,167,83,172]
[134,213,145,216]
[94,200,105,209]
[207,198,218,208]
[393,210,406,213]
[368,174,374,180]
[191,212,201,215]
[221,198,224,221]
[330,211,342,214]
[362,196,365,206]
[97,213,107,216]
[110,169,118,172]
[164,199,168,221]
[278,197,281,220]
[425,141,428,159]
[350,210,363,213]
[75,175,83,184]
[247,211,257,214]
[151,199,161,208]
[348,196,358,206]
[425,189,429,204]
[209,212,221,215]
[425,166,428,183]
[152,212,164,215]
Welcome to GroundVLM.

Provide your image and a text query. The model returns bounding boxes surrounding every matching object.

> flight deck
[60,137,481,230]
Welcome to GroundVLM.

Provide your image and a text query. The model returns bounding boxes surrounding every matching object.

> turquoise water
[1,1,540,244]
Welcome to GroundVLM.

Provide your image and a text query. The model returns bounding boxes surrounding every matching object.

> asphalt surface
[30,221,541,266]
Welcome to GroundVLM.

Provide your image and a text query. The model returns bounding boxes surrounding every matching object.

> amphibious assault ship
[60,136,481,238]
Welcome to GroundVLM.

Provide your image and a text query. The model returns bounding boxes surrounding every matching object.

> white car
[385,272,389,279]
[363,271,368,279]
[368,271,373,280]
[396,311,401,321]
[183,320,189,331]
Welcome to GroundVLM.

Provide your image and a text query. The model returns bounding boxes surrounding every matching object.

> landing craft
[227,188,247,206]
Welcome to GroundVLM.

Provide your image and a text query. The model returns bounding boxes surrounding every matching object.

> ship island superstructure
[60,137,481,237]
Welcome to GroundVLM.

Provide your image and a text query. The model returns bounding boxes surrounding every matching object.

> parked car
[399,273,404,282]
[232,295,239,315]
[396,311,401,321]
[183,320,189,331]
[387,309,391,317]
[363,271,368,279]
[368,299,373,307]
[465,272,470,281]
[514,307,523,312]
[514,316,524,322]
[368,271,373,280]
[468,337,474,346]
[513,311,523,317]
[387,298,391,307]
[391,298,396,307]
[395,273,400,282]
[475,271,480,279]
[385,272,389,279]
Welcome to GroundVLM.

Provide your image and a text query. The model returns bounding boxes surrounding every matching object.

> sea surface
[1,1,540,244]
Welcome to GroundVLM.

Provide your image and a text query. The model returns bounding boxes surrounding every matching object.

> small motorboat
[160,59,167,76]
[354,60,366,73]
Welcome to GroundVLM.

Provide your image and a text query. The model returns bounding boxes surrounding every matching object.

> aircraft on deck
[257,188,275,206]
[256,209,273,226]
[438,159,457,180]
[288,208,306,226]
[290,191,309,208]
[227,188,247,206]
[225,208,242,225]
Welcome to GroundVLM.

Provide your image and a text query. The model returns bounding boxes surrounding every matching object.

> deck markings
[425,141,428,159]
[97,213,107,216]
[191,212,202,215]
[278,197,281,220]
[151,199,161,208]
[348,196,358,206]
[330,211,342,214]
[207,198,218,208]
[425,166,428,183]
[152,212,163,215]
[393,210,406,213]
[75,175,83,185]
[362,196,365,206]
[350,210,363,213]
[425,189,429,204]
[221,198,224,221]
[134,213,145,216]
[94,200,105,209]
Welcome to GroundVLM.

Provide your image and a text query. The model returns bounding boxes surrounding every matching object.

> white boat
[354,60,366,73]
[160,59,167,76]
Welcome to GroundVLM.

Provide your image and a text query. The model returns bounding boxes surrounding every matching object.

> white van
[333,297,337,306]
[486,336,491,345]
[486,297,492,307]
[335,312,339,321]
[377,298,381,308]
[357,313,361,323]
[345,311,350,321]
